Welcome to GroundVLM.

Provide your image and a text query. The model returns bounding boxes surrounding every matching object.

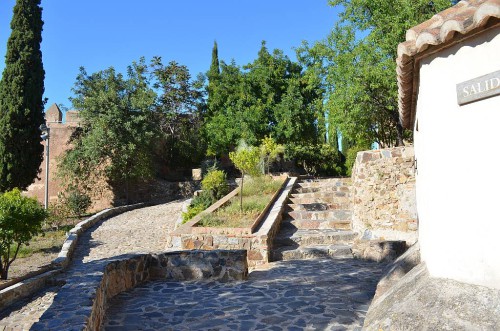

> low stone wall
[168,177,297,268]
[69,250,247,330]
[351,147,417,244]
[24,250,246,330]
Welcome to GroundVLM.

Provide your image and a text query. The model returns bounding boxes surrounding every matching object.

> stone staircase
[271,177,357,261]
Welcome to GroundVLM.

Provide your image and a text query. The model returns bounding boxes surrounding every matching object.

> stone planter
[168,177,297,267]
[190,176,288,235]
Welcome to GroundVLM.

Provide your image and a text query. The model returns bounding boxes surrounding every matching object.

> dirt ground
[0,251,58,286]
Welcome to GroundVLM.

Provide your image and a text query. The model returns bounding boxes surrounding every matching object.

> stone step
[286,202,352,211]
[288,196,351,205]
[281,218,352,230]
[271,244,353,261]
[274,229,357,247]
[298,177,351,185]
[287,210,352,221]
[293,185,351,194]
[290,191,350,201]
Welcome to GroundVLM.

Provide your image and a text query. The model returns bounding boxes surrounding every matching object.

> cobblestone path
[0,200,185,330]
[103,258,387,331]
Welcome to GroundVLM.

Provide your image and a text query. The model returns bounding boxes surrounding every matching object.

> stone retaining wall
[44,250,247,331]
[351,147,417,244]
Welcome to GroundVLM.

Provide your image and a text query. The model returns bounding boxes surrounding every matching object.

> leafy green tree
[150,57,206,169]
[0,188,47,279]
[59,59,157,203]
[298,0,451,148]
[204,60,246,155]
[274,79,317,145]
[260,136,284,175]
[229,142,261,212]
[0,0,45,192]
[204,41,326,157]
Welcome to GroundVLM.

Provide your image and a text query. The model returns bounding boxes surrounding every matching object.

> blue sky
[0,1,340,111]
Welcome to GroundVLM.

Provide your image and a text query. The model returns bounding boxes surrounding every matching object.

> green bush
[65,189,91,217]
[46,198,71,230]
[285,143,345,176]
[182,168,229,223]
[0,188,47,279]
[182,191,217,223]
[201,169,228,200]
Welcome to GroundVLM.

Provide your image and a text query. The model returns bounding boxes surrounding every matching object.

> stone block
[192,168,202,180]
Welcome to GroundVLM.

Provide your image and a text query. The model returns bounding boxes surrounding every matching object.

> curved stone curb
[0,202,149,311]
[52,202,146,268]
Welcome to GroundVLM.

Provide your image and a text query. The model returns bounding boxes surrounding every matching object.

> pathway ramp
[0,201,184,330]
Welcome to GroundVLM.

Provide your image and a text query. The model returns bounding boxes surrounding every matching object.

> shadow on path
[104,258,387,331]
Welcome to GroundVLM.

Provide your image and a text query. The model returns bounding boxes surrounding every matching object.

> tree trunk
[240,173,244,214]
[395,121,405,147]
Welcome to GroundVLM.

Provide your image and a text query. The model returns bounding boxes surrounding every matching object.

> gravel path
[0,200,185,330]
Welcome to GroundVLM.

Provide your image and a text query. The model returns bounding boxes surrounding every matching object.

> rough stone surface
[104,258,388,330]
[271,177,357,262]
[351,147,417,244]
[364,263,500,330]
[352,240,408,263]
[372,242,420,301]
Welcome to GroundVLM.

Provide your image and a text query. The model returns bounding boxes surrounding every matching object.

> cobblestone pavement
[103,258,387,331]
[0,200,185,330]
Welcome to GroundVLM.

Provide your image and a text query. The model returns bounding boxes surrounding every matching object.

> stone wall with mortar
[32,250,247,330]
[351,147,417,244]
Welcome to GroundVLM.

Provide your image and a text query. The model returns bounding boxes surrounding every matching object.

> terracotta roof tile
[397,0,500,129]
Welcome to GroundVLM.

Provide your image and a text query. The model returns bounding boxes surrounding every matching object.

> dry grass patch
[198,176,285,228]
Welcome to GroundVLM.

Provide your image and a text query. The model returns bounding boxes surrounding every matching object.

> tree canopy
[204,41,326,157]
[298,0,451,149]
[0,0,45,192]
[59,59,157,201]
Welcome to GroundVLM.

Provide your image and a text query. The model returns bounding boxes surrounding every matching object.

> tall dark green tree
[207,41,220,115]
[0,0,45,192]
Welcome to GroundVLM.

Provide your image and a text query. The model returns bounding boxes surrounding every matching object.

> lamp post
[40,124,50,209]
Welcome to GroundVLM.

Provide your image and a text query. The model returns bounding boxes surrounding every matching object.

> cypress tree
[208,40,220,78]
[207,41,220,114]
[0,0,45,192]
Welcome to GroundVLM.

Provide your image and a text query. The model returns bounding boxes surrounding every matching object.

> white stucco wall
[415,26,500,289]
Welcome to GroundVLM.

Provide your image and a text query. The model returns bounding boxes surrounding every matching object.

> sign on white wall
[456,70,500,105]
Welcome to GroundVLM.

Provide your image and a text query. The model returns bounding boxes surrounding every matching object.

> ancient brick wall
[25,104,80,206]
[351,147,417,244]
